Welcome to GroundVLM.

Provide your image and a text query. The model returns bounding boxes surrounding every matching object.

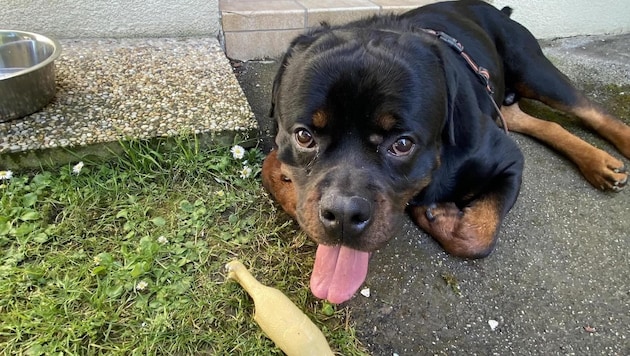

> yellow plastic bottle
[226,260,334,356]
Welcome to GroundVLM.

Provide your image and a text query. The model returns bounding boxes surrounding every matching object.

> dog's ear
[442,57,459,146]
[269,50,292,118]
[270,25,331,118]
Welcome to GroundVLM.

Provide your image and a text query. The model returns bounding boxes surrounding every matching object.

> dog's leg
[502,103,628,191]
[261,150,298,218]
[566,99,630,160]
[408,197,500,258]
[408,162,522,259]
[501,30,630,160]
[520,90,630,160]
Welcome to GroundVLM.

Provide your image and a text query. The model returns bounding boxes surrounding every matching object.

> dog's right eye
[388,136,415,156]
[295,129,316,148]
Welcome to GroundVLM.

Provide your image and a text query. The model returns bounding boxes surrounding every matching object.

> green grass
[0,136,367,355]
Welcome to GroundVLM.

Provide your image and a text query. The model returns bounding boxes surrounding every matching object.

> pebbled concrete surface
[234,34,630,355]
[0,37,256,170]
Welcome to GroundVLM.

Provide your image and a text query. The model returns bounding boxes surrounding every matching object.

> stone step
[219,0,437,60]
[0,37,257,170]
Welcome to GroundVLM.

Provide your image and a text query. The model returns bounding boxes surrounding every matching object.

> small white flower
[136,280,148,291]
[72,161,84,174]
[239,166,252,179]
[231,145,245,160]
[157,235,168,244]
[0,170,13,180]
[93,255,102,265]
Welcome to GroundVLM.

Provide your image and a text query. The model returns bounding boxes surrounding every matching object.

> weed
[441,272,462,297]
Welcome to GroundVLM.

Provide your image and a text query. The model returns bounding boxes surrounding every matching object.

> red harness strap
[422,29,509,133]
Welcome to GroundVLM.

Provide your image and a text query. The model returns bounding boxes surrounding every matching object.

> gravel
[0,37,255,158]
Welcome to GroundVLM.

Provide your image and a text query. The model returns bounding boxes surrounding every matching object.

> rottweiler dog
[261,0,630,303]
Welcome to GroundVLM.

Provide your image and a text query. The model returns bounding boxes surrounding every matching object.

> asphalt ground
[234,34,630,355]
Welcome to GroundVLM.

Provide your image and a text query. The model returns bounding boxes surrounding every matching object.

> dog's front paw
[577,149,627,192]
[424,202,463,223]
[410,202,462,244]
[409,201,498,259]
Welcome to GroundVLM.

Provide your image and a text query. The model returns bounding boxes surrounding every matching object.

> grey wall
[1,0,220,38]
[492,0,630,38]
[1,0,628,40]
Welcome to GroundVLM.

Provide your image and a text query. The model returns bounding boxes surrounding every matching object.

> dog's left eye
[389,137,415,156]
[295,128,316,148]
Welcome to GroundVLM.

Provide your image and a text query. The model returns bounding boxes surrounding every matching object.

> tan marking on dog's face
[369,134,383,146]
[375,114,397,131]
[312,109,328,129]
[261,150,298,219]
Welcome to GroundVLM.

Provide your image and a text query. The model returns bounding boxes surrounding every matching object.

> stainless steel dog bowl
[0,30,62,122]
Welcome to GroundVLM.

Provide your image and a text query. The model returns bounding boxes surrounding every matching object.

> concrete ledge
[0,37,257,170]
[219,0,438,60]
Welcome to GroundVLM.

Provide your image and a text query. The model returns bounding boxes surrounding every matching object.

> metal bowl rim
[0,29,62,80]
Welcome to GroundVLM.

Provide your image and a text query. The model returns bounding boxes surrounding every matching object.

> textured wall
[1,0,628,40]
[1,0,220,38]
[492,0,630,38]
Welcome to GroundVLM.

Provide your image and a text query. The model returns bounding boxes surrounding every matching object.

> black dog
[261,0,630,303]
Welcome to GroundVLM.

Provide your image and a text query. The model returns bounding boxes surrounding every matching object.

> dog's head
[270,26,459,303]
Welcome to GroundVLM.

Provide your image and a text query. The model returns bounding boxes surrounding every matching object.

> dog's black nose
[319,195,372,240]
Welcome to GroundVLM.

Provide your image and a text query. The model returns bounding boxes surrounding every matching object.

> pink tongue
[310,244,370,304]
